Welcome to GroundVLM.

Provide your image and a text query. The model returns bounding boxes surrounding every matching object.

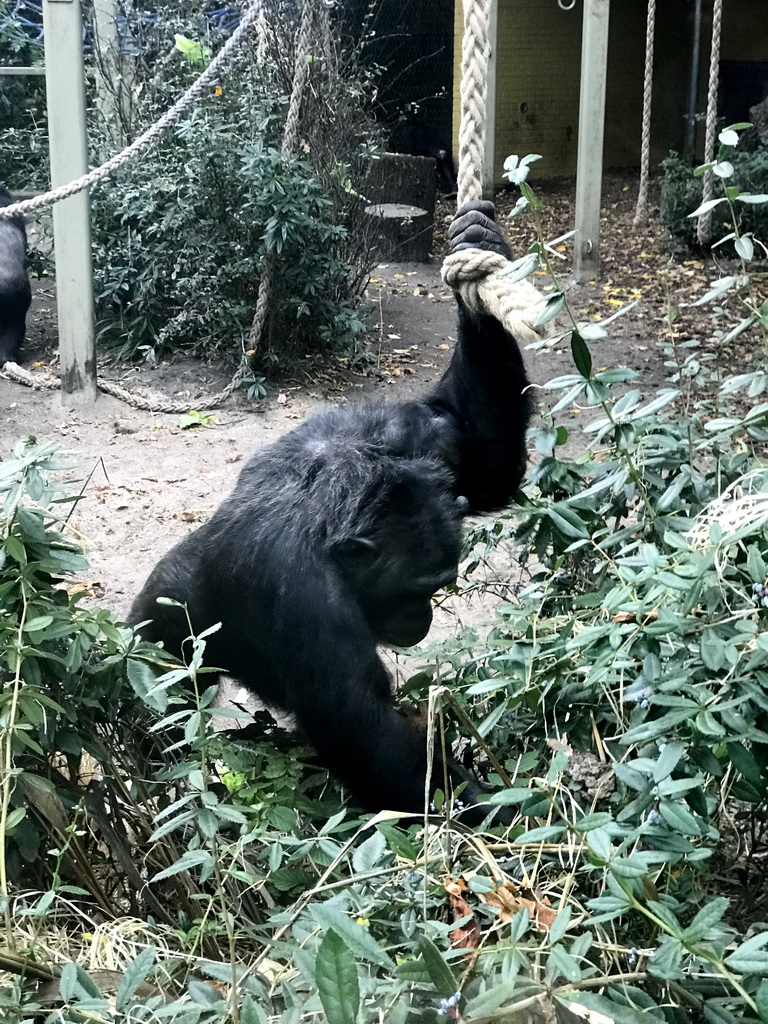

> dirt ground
[0,176,759,666]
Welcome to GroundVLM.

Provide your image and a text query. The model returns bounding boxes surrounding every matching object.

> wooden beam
[574,0,611,281]
[42,0,97,405]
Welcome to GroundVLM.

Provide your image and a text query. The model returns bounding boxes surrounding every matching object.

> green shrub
[88,2,378,368]
[9,140,768,1023]
[661,141,768,247]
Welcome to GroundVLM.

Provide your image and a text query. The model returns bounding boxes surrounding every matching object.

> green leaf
[188,978,222,1005]
[682,897,729,942]
[712,161,734,178]
[727,741,762,784]
[465,982,528,1017]
[127,658,167,714]
[547,943,582,982]
[724,930,768,974]
[648,936,684,979]
[687,196,725,218]
[735,234,754,261]
[151,849,212,882]
[547,504,589,539]
[535,292,565,327]
[571,331,592,378]
[755,979,768,1022]
[116,947,156,1011]
[609,855,650,879]
[514,825,564,843]
[700,630,726,671]
[573,812,613,832]
[705,1004,746,1024]
[548,904,572,945]
[352,830,387,873]
[653,742,684,783]
[658,800,703,836]
[417,935,457,998]
[311,904,394,969]
[315,929,360,1024]
[23,615,54,633]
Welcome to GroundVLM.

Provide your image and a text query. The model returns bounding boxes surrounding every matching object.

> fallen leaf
[481,880,557,933]
[445,877,480,956]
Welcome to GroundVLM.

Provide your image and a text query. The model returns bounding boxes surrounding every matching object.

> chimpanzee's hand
[448,200,511,260]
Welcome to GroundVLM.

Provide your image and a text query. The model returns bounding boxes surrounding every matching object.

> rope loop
[441,250,550,346]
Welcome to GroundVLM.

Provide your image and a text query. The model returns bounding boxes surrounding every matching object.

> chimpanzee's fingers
[448,204,497,244]
[450,224,505,252]
[453,199,497,222]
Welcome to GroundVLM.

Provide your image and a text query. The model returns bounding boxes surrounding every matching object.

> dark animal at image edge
[130,202,533,826]
[0,186,32,365]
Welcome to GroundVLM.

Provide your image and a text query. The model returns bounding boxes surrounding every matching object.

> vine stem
[628,894,758,1012]
[528,204,657,523]
[0,502,31,944]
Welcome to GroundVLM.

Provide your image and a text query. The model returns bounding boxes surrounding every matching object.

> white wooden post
[574,0,611,281]
[482,0,498,199]
[42,0,97,405]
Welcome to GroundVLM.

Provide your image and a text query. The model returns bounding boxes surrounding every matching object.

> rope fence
[1,0,320,413]
[0,0,263,223]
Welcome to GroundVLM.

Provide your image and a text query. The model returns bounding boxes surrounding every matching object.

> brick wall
[453,0,767,182]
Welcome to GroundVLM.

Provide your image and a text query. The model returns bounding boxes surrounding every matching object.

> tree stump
[364,203,431,261]
[365,152,437,220]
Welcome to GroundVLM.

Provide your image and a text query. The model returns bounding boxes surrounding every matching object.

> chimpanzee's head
[331,464,465,647]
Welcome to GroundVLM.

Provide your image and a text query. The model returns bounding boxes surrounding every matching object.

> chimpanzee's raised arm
[426,201,534,514]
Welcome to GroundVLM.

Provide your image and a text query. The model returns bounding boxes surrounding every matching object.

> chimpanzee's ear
[331,535,378,572]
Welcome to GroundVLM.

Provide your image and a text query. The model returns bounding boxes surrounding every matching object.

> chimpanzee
[390,125,458,195]
[0,186,32,366]
[130,201,533,825]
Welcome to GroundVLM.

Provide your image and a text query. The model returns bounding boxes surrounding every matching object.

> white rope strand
[633,0,656,225]
[697,0,723,245]
[457,0,492,206]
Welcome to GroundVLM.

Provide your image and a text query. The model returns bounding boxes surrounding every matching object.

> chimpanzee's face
[334,487,464,648]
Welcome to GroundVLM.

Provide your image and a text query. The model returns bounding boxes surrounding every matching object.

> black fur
[0,186,32,365]
[130,201,533,824]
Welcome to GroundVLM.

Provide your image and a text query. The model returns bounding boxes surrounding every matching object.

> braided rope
[0,359,238,413]
[633,0,656,225]
[444,0,549,342]
[697,0,723,246]
[0,1,263,222]
[456,0,492,206]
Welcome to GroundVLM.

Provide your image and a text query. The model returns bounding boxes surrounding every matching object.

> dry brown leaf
[445,877,480,956]
[613,609,658,624]
[64,580,101,598]
[481,880,557,933]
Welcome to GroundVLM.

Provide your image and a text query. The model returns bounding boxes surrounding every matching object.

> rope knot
[441,248,552,345]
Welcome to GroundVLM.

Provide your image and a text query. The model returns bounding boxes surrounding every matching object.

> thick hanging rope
[1,0,316,412]
[633,0,656,225]
[697,0,723,246]
[442,0,549,343]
